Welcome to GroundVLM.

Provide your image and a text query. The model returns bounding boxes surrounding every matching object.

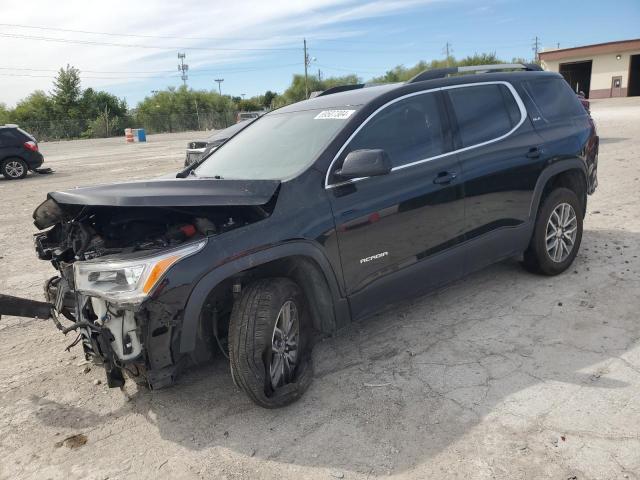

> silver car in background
[184,119,255,166]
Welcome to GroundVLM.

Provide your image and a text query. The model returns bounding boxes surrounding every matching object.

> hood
[33,178,280,229]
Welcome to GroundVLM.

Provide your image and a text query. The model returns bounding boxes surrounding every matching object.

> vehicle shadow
[41,228,640,475]
[0,172,62,183]
[598,137,628,145]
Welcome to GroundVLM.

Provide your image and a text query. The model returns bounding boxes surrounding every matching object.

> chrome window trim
[324,80,527,189]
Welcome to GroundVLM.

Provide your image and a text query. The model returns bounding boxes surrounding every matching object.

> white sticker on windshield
[314,109,356,120]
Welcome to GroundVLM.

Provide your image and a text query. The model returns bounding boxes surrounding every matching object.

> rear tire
[2,158,28,180]
[522,187,583,275]
[229,278,312,408]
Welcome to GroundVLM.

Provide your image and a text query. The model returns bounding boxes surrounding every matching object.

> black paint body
[34,71,599,374]
[157,71,598,353]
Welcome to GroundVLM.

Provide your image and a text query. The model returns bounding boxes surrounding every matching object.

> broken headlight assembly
[74,240,206,304]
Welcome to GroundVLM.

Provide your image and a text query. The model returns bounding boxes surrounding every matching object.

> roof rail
[316,84,365,97]
[407,63,543,84]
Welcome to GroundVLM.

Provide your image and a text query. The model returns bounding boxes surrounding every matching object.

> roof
[539,38,640,61]
[275,69,556,114]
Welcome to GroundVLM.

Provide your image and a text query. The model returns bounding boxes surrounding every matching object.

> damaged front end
[26,179,279,389]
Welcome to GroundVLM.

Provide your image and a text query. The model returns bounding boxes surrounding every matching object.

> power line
[0,63,300,75]
[0,31,533,56]
[0,23,537,49]
[0,22,309,43]
[0,32,301,52]
[0,63,301,81]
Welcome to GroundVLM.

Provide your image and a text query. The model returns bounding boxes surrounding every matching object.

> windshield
[195,107,358,180]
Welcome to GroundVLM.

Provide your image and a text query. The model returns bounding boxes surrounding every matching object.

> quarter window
[446,84,521,147]
[523,78,586,121]
[339,92,447,170]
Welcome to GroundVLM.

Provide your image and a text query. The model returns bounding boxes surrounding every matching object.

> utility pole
[304,38,309,98]
[214,78,224,95]
[532,36,541,63]
[178,53,188,87]
[318,68,322,81]
[557,42,560,49]
[104,104,109,137]
[444,42,452,67]
[194,98,201,130]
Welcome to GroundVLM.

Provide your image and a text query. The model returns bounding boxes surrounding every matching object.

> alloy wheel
[545,202,578,263]
[270,300,299,388]
[5,160,25,178]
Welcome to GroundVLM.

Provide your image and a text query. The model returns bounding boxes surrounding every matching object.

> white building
[539,39,640,98]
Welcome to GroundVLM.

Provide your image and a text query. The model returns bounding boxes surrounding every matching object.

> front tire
[2,158,28,180]
[229,278,312,408]
[522,187,583,275]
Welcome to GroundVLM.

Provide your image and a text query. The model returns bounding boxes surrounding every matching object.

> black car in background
[184,119,255,166]
[9,64,598,408]
[0,125,44,180]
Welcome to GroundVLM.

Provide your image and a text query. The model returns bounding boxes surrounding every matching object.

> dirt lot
[1,100,639,480]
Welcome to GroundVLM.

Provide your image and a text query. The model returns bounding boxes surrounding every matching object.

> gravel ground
[1,100,639,480]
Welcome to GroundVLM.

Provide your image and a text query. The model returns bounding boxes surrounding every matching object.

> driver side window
[338,91,447,176]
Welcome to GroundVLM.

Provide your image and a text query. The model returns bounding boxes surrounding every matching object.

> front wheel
[229,278,312,408]
[522,187,583,275]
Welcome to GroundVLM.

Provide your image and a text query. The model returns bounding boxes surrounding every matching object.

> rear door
[326,90,465,318]
[444,82,544,272]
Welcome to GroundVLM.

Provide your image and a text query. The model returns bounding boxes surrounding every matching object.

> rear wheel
[2,158,28,180]
[522,187,583,275]
[229,278,312,408]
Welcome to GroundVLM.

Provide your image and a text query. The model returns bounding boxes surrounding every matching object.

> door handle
[526,147,542,159]
[433,171,457,185]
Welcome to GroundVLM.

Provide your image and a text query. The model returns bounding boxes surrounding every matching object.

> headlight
[73,240,206,304]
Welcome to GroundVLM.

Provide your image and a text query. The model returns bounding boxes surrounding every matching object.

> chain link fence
[16,111,238,142]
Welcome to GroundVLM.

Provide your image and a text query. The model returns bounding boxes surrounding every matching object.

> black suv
[0,125,44,180]
[11,65,599,408]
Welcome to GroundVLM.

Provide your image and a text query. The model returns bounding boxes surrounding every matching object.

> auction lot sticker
[314,109,356,120]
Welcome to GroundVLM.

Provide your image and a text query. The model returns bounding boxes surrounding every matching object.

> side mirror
[335,149,392,179]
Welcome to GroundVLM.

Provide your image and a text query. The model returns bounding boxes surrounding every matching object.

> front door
[325,90,465,318]
[611,76,623,97]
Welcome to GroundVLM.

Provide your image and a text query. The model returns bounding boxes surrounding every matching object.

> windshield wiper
[176,152,214,178]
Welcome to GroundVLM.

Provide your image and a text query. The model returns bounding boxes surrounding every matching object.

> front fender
[178,240,348,353]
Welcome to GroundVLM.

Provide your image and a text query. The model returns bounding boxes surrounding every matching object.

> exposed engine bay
[29,181,278,389]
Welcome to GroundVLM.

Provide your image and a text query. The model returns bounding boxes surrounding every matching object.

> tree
[51,65,82,109]
[262,90,278,109]
[134,87,236,133]
[80,88,127,119]
[457,52,502,66]
[275,74,361,106]
[0,103,10,125]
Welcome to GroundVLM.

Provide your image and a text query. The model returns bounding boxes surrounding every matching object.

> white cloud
[0,0,439,106]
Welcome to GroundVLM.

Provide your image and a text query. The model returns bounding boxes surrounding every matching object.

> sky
[0,0,639,108]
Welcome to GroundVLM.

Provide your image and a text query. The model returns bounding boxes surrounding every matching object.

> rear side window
[0,128,21,145]
[446,84,522,148]
[343,91,447,169]
[17,128,35,142]
[523,78,586,121]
